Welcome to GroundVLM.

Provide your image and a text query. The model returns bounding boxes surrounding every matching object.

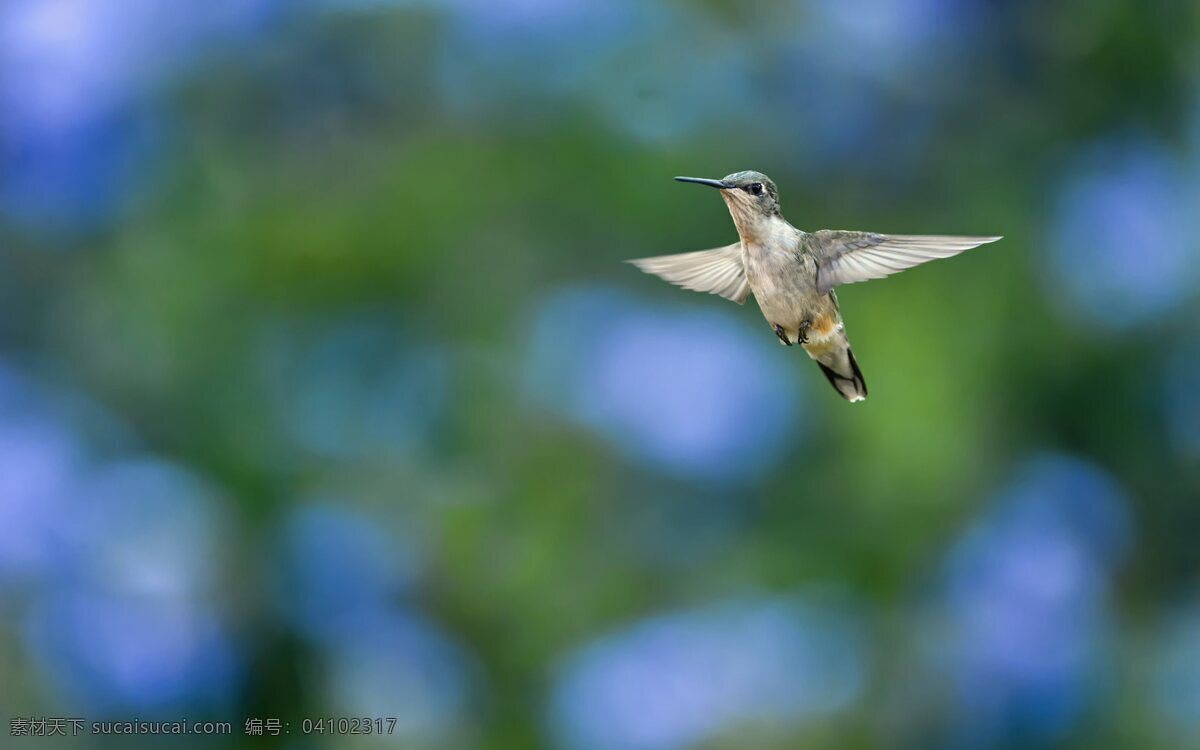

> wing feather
[808,231,1002,294]
[627,243,750,304]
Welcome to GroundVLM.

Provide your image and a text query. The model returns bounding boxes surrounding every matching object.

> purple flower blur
[801,0,983,81]
[1049,138,1199,332]
[932,454,1131,743]
[0,0,275,229]
[20,457,239,712]
[0,415,80,582]
[278,503,421,641]
[25,590,237,713]
[772,0,984,168]
[525,287,804,483]
[72,460,226,598]
[549,595,865,750]
[276,502,473,744]
[326,610,474,745]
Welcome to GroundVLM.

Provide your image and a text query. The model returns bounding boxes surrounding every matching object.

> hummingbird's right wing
[807,231,1001,295]
[627,243,751,304]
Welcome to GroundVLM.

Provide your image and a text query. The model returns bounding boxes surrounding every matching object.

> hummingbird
[629,171,1001,402]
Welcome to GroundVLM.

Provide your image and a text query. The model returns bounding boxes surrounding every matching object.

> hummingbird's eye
[749,183,764,196]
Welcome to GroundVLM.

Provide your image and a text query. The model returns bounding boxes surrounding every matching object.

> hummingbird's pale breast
[737,215,838,346]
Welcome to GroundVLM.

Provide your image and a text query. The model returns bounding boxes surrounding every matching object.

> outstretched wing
[807,231,1001,295]
[627,243,751,304]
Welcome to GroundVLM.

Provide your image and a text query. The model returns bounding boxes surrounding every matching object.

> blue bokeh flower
[21,457,239,713]
[0,0,275,229]
[800,0,984,81]
[1048,138,1199,332]
[25,589,237,713]
[929,454,1131,744]
[0,414,81,582]
[326,609,475,745]
[71,460,226,599]
[549,594,865,750]
[275,501,473,744]
[277,503,422,641]
[525,286,804,483]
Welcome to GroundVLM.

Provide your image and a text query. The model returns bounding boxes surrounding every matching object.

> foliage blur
[1,1,1199,748]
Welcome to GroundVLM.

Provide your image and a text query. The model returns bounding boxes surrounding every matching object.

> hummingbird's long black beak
[674,176,730,189]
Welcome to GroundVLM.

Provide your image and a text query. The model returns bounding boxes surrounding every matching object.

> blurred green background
[1,0,1199,748]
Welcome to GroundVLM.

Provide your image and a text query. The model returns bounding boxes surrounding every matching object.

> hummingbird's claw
[796,319,811,345]
[774,324,792,346]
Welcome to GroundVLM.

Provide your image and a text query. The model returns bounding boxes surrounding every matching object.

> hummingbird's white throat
[721,189,786,244]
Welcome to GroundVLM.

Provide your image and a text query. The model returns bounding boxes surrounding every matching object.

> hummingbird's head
[675,171,781,238]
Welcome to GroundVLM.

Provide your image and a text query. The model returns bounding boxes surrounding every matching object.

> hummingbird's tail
[805,334,867,403]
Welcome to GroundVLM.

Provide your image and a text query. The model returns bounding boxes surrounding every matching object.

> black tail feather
[817,348,868,402]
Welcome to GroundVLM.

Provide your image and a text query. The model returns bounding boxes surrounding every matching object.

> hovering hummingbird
[629,171,1001,402]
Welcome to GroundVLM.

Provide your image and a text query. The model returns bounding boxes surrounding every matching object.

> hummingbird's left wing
[627,243,750,304]
[807,231,1001,295]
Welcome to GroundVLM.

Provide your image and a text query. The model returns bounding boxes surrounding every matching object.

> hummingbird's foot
[796,319,811,345]
[773,324,792,346]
